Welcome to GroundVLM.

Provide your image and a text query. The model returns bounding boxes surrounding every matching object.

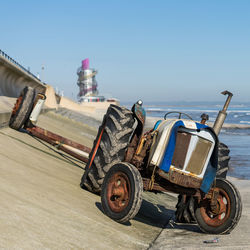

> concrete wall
[44,85,58,109]
[0,54,46,98]
[59,96,96,114]
[0,53,116,118]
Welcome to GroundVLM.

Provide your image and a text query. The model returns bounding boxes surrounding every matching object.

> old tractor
[9,87,242,235]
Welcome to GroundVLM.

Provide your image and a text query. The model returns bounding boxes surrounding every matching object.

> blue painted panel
[200,127,218,193]
[153,120,162,131]
[200,162,217,193]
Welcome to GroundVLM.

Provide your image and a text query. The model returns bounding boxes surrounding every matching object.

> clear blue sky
[1,0,249,102]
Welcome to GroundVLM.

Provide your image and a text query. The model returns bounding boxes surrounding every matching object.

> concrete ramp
[0,111,177,249]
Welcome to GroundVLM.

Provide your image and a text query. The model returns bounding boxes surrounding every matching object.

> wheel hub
[200,188,231,227]
[107,171,131,213]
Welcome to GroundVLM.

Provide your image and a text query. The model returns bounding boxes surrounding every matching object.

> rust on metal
[125,134,139,163]
[107,171,130,212]
[127,132,153,170]
[158,168,202,189]
[26,125,91,163]
[135,136,146,155]
[85,126,105,170]
[133,135,152,169]
[199,187,231,227]
[12,96,23,116]
[200,113,209,125]
[142,176,199,197]
[27,126,91,153]
[33,93,46,107]
[142,177,167,192]
[210,188,220,213]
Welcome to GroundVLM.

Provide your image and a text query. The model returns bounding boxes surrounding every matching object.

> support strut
[26,125,91,163]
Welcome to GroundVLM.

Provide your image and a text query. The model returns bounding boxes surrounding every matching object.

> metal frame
[25,125,91,163]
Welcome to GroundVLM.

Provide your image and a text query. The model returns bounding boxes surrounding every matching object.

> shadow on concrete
[95,199,175,229]
[95,199,204,234]
[166,221,202,234]
[95,202,132,226]
[134,199,175,228]
[10,128,86,170]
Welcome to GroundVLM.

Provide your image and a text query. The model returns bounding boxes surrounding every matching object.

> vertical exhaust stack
[213,90,233,135]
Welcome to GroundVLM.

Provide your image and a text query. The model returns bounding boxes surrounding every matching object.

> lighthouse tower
[77,58,105,102]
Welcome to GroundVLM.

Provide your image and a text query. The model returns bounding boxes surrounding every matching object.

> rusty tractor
[9,87,242,234]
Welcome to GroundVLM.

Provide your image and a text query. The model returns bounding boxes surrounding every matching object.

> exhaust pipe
[213,90,233,135]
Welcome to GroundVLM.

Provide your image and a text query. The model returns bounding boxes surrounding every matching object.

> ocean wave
[146,108,166,112]
[240,121,250,124]
[227,110,250,113]
[230,104,248,108]
[146,108,250,114]
[221,130,250,136]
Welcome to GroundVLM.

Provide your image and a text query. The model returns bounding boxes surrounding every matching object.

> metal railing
[0,49,44,84]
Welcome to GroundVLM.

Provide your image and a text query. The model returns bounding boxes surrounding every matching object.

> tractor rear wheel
[9,86,35,130]
[101,162,143,223]
[175,142,231,223]
[195,178,242,234]
[80,104,135,193]
[217,142,230,179]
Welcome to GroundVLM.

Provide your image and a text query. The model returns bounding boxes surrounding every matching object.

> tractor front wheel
[195,178,242,234]
[101,162,143,223]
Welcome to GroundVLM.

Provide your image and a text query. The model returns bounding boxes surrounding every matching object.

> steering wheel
[164,111,193,120]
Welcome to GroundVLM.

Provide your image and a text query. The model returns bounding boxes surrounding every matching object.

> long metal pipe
[26,126,91,163]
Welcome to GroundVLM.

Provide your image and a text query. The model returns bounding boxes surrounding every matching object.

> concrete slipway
[1,50,249,249]
[0,110,250,249]
[0,111,177,249]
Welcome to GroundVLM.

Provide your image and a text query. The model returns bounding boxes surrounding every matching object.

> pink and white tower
[77,58,105,102]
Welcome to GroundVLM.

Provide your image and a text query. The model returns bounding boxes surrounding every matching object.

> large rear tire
[101,162,143,223]
[80,105,135,193]
[9,86,35,130]
[175,142,231,223]
[195,178,242,234]
[217,142,230,178]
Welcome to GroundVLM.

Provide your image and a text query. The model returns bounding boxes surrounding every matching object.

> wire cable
[29,133,86,170]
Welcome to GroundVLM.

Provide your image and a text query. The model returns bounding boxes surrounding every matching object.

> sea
[121,101,250,180]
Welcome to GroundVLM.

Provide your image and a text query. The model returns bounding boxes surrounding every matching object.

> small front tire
[195,178,242,234]
[101,162,143,223]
